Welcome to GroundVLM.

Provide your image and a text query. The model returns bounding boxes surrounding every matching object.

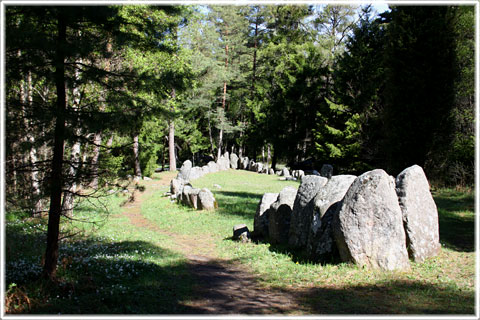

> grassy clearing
[5,170,476,314]
[141,170,476,314]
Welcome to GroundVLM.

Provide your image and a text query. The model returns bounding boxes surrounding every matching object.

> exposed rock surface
[178,160,193,181]
[199,188,216,210]
[170,177,185,196]
[268,187,297,245]
[281,168,290,177]
[253,193,279,238]
[208,161,219,173]
[217,156,230,171]
[396,165,440,262]
[288,175,328,248]
[233,224,251,242]
[333,169,410,271]
[230,153,239,170]
[306,175,356,261]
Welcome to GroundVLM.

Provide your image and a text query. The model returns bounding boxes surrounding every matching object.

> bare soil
[120,172,307,315]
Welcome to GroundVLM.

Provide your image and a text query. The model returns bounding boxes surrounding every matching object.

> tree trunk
[207,114,216,159]
[133,133,141,179]
[43,13,67,280]
[267,144,271,169]
[169,89,176,171]
[62,139,80,217]
[62,57,83,218]
[90,132,102,188]
[217,42,229,161]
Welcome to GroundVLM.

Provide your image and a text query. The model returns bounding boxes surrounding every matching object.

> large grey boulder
[269,168,275,175]
[170,178,185,196]
[396,165,440,262]
[181,185,194,207]
[268,186,297,244]
[217,156,230,171]
[207,161,219,173]
[177,160,192,181]
[281,168,290,177]
[320,164,333,179]
[333,169,410,271]
[289,175,328,248]
[249,160,256,172]
[201,165,210,175]
[198,188,216,210]
[188,188,201,209]
[189,166,202,181]
[307,175,357,261]
[256,163,264,173]
[230,153,239,170]
[253,193,279,238]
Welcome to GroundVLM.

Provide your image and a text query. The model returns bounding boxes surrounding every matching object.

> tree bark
[169,89,176,171]
[43,13,67,280]
[90,131,102,188]
[133,133,142,179]
[28,71,43,216]
[217,42,229,160]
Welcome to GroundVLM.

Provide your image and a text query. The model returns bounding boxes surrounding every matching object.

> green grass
[5,170,476,314]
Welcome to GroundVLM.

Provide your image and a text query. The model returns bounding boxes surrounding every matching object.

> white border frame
[0,1,478,320]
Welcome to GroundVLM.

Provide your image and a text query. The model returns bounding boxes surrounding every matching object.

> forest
[4,3,475,290]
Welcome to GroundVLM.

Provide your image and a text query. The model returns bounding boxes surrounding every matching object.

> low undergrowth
[4,170,476,315]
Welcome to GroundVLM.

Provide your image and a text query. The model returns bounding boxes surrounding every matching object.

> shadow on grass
[5,224,198,314]
[433,193,475,252]
[213,190,262,219]
[296,279,475,314]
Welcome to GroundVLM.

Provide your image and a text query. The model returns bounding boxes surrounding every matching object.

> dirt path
[120,173,307,315]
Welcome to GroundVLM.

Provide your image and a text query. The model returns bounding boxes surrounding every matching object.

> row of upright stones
[169,151,300,212]
[253,165,440,271]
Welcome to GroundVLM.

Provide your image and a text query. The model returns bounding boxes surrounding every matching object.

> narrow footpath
[120,172,307,315]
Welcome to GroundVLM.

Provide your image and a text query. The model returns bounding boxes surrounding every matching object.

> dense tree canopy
[4,4,475,278]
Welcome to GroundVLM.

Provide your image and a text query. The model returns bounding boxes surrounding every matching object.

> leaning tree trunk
[43,13,67,280]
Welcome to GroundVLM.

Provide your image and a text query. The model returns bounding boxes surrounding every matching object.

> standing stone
[170,178,185,196]
[256,163,264,173]
[269,168,275,175]
[396,165,440,262]
[198,188,216,210]
[230,153,239,169]
[307,175,356,261]
[181,185,194,207]
[333,169,410,271]
[253,192,279,238]
[201,165,210,175]
[217,155,230,171]
[288,175,328,248]
[177,160,192,181]
[269,186,297,244]
[189,188,201,209]
[298,170,305,179]
[189,166,202,181]
[281,168,290,177]
[320,164,333,179]
[240,157,248,170]
[207,161,219,173]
